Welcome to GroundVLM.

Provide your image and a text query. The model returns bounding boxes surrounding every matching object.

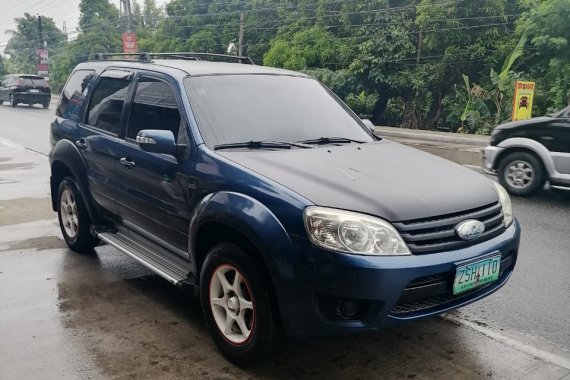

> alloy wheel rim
[506,160,534,189]
[60,188,79,239]
[209,264,255,345]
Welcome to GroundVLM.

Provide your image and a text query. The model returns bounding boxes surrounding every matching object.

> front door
[115,73,190,254]
[549,116,570,175]
[79,69,133,215]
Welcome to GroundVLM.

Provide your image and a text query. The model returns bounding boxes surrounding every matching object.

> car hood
[495,116,552,130]
[218,140,499,222]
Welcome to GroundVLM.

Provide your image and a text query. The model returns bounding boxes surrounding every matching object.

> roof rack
[92,52,255,65]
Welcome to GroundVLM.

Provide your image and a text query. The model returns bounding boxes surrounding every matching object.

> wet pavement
[1,210,569,379]
[1,104,570,378]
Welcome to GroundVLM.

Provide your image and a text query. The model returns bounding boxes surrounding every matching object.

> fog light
[338,299,360,319]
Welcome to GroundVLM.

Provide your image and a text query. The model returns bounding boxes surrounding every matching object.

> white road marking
[443,313,570,370]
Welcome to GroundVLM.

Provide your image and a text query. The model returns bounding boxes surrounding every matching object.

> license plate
[29,89,39,93]
[453,254,501,295]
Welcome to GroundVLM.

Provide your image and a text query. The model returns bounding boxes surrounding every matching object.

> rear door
[114,73,190,254]
[79,69,133,214]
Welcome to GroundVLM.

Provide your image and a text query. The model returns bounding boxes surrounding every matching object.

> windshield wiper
[213,140,312,150]
[295,137,366,145]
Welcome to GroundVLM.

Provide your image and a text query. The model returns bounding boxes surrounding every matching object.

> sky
[0,0,169,51]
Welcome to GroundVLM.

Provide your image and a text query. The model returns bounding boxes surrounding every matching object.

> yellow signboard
[512,81,535,121]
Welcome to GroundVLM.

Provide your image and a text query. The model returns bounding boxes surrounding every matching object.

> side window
[126,76,181,141]
[86,76,131,134]
[56,69,95,120]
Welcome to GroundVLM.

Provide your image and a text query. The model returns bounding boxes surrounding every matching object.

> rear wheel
[498,152,545,196]
[42,101,49,109]
[200,242,280,365]
[57,177,99,252]
[9,95,16,107]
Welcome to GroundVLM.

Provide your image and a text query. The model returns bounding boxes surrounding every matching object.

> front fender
[49,139,100,221]
[188,191,303,322]
[497,137,556,176]
[189,191,296,280]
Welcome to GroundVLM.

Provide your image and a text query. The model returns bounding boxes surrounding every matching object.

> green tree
[5,13,67,74]
[50,0,121,91]
[517,0,570,112]
[0,55,8,76]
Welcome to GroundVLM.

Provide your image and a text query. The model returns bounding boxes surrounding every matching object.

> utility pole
[238,11,244,57]
[121,0,132,32]
[37,15,44,48]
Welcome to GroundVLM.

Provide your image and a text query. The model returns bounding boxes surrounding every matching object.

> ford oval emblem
[455,219,485,241]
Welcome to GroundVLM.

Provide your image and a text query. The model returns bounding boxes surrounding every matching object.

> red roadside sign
[36,48,49,76]
[122,32,138,54]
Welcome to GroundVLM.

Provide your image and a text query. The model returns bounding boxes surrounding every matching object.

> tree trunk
[424,89,443,130]
[399,95,422,129]
[371,90,389,125]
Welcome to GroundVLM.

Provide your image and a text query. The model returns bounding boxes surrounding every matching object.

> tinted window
[57,69,95,120]
[126,76,181,140]
[184,75,372,147]
[18,76,48,87]
[86,77,130,134]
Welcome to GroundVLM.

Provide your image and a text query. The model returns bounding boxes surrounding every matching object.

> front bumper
[481,146,504,175]
[280,220,520,337]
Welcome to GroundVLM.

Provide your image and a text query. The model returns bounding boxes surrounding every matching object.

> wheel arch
[189,191,299,321]
[50,139,100,221]
[495,138,553,178]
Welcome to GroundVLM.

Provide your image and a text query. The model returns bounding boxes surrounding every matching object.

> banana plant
[490,33,527,125]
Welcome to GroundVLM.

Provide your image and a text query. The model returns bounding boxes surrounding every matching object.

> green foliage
[264,26,344,70]
[5,13,67,74]
[346,91,379,119]
[0,56,8,77]
[3,0,567,133]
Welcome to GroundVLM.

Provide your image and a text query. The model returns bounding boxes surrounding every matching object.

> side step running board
[96,229,193,286]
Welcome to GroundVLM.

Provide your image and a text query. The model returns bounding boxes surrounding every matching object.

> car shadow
[55,246,511,379]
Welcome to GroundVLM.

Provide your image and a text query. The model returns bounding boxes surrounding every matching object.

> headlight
[493,182,513,227]
[303,207,410,256]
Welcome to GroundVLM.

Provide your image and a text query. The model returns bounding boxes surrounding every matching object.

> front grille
[390,250,516,315]
[393,201,505,254]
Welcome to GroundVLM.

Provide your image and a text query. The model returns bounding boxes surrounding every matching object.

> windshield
[184,75,374,147]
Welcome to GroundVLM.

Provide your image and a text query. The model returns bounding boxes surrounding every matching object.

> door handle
[120,157,136,170]
[75,138,87,150]
[540,136,554,141]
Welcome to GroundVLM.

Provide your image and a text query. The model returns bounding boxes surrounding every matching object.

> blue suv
[50,53,520,364]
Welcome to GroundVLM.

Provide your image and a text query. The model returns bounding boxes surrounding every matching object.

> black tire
[498,151,545,196]
[57,177,99,252]
[42,101,49,109]
[9,95,16,107]
[200,242,281,365]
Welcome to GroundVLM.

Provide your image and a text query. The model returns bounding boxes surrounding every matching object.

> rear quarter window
[56,70,95,121]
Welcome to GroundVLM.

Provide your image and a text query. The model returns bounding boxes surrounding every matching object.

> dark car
[482,106,570,196]
[0,74,51,108]
[50,53,520,364]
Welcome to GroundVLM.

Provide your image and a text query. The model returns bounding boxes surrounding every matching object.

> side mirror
[361,119,375,132]
[136,129,185,159]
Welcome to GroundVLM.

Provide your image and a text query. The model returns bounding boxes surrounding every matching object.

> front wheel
[498,152,545,196]
[57,177,99,252]
[9,95,16,107]
[200,243,281,365]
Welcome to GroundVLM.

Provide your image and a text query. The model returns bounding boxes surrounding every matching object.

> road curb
[374,126,489,147]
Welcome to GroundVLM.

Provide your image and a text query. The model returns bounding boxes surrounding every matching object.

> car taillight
[15,79,21,86]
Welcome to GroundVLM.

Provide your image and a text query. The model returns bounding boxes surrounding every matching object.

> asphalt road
[1,100,569,378]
